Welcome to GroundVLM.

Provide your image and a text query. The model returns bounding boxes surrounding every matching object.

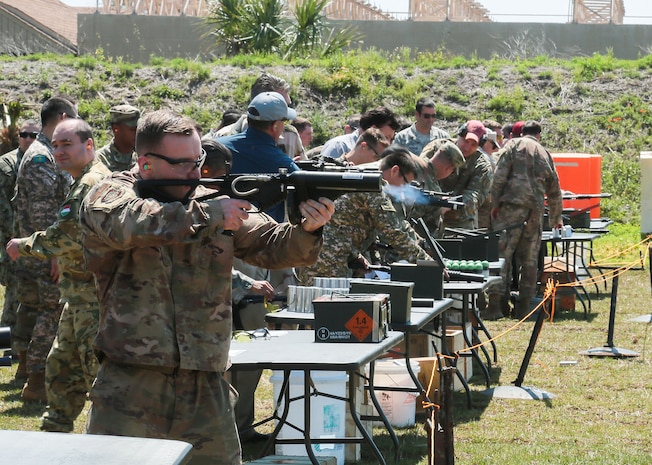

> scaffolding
[98,0,209,16]
[92,0,625,24]
[409,0,491,22]
[572,0,625,25]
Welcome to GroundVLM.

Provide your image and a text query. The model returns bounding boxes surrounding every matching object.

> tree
[206,0,361,58]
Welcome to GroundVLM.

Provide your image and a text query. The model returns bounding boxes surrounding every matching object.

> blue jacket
[218,127,299,222]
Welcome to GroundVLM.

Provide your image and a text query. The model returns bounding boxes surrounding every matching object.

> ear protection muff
[457,122,468,138]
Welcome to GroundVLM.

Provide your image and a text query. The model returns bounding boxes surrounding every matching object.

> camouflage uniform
[412,153,447,235]
[13,158,110,431]
[477,149,499,229]
[0,148,23,329]
[297,187,429,286]
[490,135,563,299]
[13,133,70,372]
[424,138,493,232]
[95,139,137,172]
[393,123,449,157]
[80,170,323,465]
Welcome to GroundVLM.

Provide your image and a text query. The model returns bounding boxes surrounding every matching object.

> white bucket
[269,370,347,465]
[373,359,420,427]
[640,152,652,235]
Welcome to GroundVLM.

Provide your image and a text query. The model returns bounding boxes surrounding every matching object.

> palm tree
[206,0,361,58]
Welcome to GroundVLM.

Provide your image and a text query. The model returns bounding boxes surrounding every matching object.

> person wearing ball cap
[217,91,302,442]
[218,91,300,223]
[435,119,493,232]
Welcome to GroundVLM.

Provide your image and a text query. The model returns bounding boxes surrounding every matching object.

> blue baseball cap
[247,92,297,122]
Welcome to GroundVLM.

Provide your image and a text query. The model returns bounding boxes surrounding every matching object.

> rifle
[417,188,465,210]
[137,169,383,224]
[385,184,465,211]
[295,158,350,172]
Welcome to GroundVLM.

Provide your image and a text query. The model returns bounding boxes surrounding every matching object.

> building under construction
[0,0,630,55]
[92,0,625,24]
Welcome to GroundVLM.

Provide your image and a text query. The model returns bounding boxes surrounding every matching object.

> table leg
[257,369,293,458]
[363,363,394,465]
[460,294,491,389]
[579,241,600,295]
[437,313,473,409]
[471,309,498,364]
[567,241,590,317]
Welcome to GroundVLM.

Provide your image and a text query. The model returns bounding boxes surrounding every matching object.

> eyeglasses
[233,327,271,342]
[19,132,38,139]
[420,113,436,119]
[367,144,383,159]
[144,148,206,173]
[399,169,411,185]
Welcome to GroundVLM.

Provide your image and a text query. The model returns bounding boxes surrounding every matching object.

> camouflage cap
[109,104,140,127]
[439,141,465,169]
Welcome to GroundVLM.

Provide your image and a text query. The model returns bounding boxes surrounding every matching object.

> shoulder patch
[100,186,125,204]
[60,205,72,217]
[32,154,48,164]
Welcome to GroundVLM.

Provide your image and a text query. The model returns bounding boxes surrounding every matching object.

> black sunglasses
[19,132,38,139]
[144,149,206,172]
[421,113,436,119]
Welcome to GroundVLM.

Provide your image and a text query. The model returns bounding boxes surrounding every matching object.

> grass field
[1,225,651,464]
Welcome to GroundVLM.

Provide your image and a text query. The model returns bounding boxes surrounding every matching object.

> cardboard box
[390,261,443,300]
[392,333,436,358]
[447,326,473,385]
[539,258,576,311]
[313,293,390,343]
[349,279,414,324]
[413,357,440,413]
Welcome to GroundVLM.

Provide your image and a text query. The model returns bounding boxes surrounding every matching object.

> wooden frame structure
[67,0,628,24]
[572,0,625,25]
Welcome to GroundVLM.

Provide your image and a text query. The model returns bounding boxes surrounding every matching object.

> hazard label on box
[345,309,376,342]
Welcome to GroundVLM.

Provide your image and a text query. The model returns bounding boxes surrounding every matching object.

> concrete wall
[77,14,218,63]
[78,14,652,63]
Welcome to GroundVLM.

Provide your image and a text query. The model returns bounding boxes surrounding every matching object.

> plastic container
[640,152,652,235]
[372,359,420,427]
[269,370,347,465]
[551,153,602,218]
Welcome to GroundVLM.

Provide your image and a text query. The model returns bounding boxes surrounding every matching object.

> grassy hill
[1,50,650,223]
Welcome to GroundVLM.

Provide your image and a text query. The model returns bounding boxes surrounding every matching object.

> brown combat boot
[14,350,27,381]
[22,371,47,403]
